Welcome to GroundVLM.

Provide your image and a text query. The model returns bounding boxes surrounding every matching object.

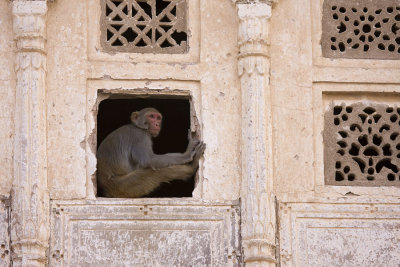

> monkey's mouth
[150,129,160,137]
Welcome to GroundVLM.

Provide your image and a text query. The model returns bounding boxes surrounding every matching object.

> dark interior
[97,96,195,198]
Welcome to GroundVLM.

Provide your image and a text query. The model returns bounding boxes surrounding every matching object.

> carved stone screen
[101,0,188,53]
[322,0,400,59]
[324,102,400,186]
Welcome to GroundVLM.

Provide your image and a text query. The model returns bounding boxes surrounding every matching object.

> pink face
[146,111,162,137]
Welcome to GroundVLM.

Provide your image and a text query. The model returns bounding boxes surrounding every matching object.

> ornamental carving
[322,0,400,59]
[325,102,400,186]
[101,0,188,53]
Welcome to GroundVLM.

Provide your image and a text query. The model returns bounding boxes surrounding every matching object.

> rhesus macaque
[97,107,205,198]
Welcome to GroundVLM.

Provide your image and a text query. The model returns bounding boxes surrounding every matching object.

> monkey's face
[146,111,162,137]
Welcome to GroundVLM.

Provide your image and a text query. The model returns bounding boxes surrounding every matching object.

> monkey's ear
[131,111,148,129]
[130,111,139,123]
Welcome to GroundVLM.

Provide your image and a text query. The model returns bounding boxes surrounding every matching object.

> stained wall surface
[0,1,15,197]
[47,0,88,199]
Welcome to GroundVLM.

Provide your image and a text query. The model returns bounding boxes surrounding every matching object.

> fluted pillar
[11,1,50,266]
[233,1,277,266]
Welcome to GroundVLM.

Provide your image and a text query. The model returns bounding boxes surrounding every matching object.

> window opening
[97,97,196,197]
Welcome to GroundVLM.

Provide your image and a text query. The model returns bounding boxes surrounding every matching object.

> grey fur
[97,108,205,198]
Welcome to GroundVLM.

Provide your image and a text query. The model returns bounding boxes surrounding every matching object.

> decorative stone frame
[100,0,188,54]
[49,199,241,266]
[310,0,400,85]
[88,0,200,63]
[279,201,400,266]
[313,83,400,199]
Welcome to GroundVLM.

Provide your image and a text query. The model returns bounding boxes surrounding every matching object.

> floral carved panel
[324,102,400,186]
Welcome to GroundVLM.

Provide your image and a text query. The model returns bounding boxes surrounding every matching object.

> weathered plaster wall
[0,1,15,197]
[47,0,88,199]
[270,0,314,198]
[47,0,241,200]
[198,0,240,200]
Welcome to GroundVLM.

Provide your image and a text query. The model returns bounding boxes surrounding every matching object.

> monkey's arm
[147,141,204,168]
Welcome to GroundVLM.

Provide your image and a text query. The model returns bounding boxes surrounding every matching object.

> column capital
[12,0,48,52]
[234,1,274,60]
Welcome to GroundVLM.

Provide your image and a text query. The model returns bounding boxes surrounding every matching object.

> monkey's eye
[150,114,155,119]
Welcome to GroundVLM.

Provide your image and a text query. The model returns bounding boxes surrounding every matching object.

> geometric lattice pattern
[324,102,400,186]
[101,0,187,53]
[322,0,400,59]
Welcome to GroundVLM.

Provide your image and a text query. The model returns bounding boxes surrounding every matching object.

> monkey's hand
[185,130,201,159]
[186,140,204,162]
[190,142,206,168]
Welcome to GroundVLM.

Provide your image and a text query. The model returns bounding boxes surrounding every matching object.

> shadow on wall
[97,97,194,198]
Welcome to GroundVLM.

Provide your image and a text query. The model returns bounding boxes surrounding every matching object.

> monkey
[96,107,205,198]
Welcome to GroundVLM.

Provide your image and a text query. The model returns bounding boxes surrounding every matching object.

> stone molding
[233,1,277,265]
[11,1,50,266]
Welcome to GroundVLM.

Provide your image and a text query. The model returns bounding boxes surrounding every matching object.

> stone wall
[271,0,400,265]
[270,0,400,200]
[1,0,400,266]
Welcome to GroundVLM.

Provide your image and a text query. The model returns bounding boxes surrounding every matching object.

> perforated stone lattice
[324,103,400,186]
[322,0,400,59]
[101,0,188,53]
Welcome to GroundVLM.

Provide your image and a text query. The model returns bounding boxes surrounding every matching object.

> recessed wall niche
[96,96,196,197]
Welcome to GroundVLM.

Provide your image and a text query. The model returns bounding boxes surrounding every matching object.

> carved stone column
[233,1,277,266]
[11,1,50,266]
